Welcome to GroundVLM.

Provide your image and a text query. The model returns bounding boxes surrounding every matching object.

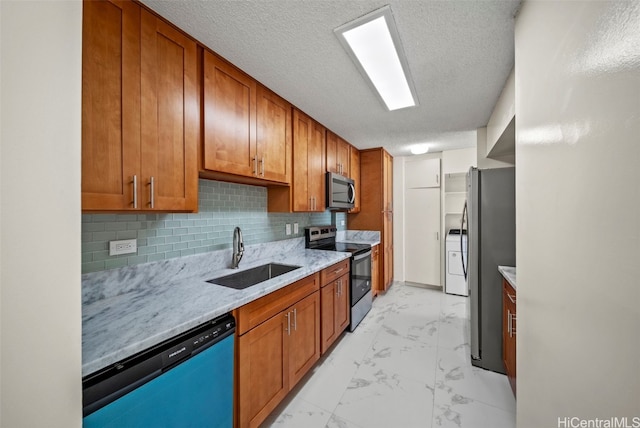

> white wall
[393,157,405,282]
[1,2,83,426]
[486,68,515,157]
[476,127,514,169]
[516,1,640,427]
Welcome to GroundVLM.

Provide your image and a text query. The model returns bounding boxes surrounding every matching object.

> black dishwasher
[83,313,235,427]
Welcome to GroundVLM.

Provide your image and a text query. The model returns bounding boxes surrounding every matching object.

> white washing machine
[445,231,468,296]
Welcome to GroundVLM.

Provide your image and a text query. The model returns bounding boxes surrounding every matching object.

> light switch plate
[109,239,137,256]
[293,223,299,234]
[285,224,292,235]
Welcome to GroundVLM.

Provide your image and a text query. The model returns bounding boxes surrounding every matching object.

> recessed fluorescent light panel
[335,5,418,111]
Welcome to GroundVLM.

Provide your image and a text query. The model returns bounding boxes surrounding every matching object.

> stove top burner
[334,242,371,255]
[304,225,371,255]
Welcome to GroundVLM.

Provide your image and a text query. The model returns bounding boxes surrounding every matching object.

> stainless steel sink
[207,263,301,289]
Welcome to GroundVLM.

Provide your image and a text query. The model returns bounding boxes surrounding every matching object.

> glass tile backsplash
[82,180,346,273]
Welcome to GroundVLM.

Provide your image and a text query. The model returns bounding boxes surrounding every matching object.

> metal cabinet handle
[436,174,439,185]
[131,175,138,209]
[334,267,345,275]
[507,293,516,304]
[507,310,517,338]
[511,314,516,337]
[253,156,258,176]
[293,308,297,331]
[148,176,155,209]
[285,312,291,335]
[260,156,265,176]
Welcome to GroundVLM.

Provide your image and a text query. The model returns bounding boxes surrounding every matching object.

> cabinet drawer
[320,260,350,286]
[236,273,319,336]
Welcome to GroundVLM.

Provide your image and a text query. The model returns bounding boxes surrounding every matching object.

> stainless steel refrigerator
[463,167,515,374]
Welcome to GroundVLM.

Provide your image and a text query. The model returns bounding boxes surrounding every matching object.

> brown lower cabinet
[371,244,380,294]
[502,279,517,396]
[320,272,350,354]
[236,274,321,428]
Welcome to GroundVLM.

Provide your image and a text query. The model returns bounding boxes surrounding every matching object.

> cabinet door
[320,283,337,354]
[383,150,394,212]
[503,281,517,396]
[82,0,141,210]
[238,313,289,428]
[308,121,326,212]
[140,10,198,211]
[257,86,292,183]
[335,275,350,334]
[383,151,394,289]
[203,51,257,178]
[288,292,320,386]
[405,158,440,188]
[349,147,361,213]
[326,131,349,176]
[337,137,350,177]
[371,245,380,295]
[292,109,311,211]
[326,131,338,174]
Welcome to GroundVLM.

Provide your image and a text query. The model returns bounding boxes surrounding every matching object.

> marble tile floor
[261,282,516,428]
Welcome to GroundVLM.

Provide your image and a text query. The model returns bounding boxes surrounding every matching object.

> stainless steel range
[305,226,372,331]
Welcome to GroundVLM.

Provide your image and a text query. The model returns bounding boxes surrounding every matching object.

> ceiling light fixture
[410,145,429,155]
[334,5,419,111]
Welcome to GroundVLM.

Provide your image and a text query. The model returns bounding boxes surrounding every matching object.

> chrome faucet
[232,226,244,269]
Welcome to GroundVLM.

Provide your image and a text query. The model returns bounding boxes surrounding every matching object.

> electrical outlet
[341,220,345,226]
[285,224,292,236]
[293,223,299,234]
[109,239,137,256]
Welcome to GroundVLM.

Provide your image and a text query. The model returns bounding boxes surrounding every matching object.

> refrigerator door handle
[461,201,468,280]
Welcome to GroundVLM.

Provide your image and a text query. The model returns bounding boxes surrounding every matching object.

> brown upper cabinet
[349,146,361,213]
[326,131,350,177]
[293,110,326,212]
[269,109,325,212]
[202,51,292,184]
[82,0,198,212]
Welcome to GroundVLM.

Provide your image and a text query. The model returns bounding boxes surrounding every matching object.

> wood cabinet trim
[320,259,350,286]
[236,273,319,336]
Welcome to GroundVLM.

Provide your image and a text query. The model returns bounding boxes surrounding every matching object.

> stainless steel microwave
[326,172,355,210]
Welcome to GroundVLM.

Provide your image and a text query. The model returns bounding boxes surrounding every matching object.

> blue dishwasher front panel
[84,333,234,428]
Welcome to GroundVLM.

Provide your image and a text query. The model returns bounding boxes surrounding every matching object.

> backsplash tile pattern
[82,180,346,273]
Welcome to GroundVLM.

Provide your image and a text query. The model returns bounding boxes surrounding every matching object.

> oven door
[351,250,372,304]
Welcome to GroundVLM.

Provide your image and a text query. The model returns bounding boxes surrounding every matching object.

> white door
[405,188,441,285]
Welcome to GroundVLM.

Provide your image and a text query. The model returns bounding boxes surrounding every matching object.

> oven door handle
[353,250,372,261]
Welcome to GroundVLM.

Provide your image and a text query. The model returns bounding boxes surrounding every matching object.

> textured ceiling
[141,0,521,157]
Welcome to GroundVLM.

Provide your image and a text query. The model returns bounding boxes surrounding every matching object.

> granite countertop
[498,265,516,289]
[82,244,350,377]
[336,230,381,246]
